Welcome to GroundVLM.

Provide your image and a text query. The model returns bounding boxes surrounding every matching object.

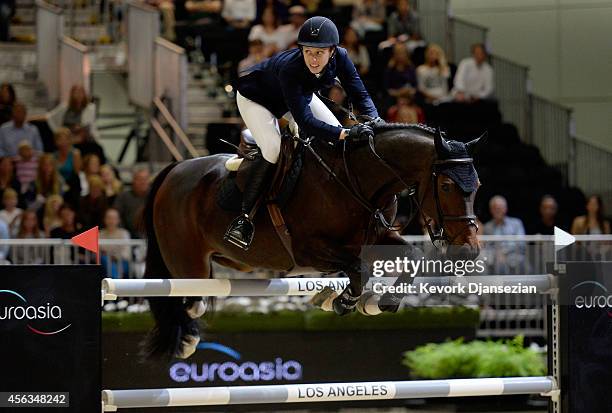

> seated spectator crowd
[131,0,494,126]
[0,82,151,270]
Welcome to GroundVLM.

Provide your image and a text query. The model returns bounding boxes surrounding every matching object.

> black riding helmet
[297,16,339,48]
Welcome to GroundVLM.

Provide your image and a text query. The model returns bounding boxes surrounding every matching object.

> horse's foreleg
[332,266,364,315]
[370,231,419,313]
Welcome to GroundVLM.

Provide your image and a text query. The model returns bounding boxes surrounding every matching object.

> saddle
[217,129,304,267]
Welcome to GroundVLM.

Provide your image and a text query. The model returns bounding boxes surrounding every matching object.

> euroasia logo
[169,342,303,383]
[572,281,612,312]
[0,290,72,335]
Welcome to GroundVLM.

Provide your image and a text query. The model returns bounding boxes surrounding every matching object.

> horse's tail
[140,162,187,360]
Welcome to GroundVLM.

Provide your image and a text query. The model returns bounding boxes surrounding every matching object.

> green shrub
[402,336,546,379]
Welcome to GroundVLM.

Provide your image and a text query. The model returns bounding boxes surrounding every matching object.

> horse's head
[420,130,483,260]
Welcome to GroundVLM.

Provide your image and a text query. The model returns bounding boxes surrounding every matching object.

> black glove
[347,123,374,142]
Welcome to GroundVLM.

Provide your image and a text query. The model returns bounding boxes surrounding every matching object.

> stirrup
[224,214,255,250]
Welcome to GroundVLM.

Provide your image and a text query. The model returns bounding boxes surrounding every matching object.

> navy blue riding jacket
[236,47,379,141]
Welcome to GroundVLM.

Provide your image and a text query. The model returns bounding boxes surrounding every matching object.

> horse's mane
[371,122,438,137]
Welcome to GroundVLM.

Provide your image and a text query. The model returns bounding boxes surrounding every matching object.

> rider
[225,16,382,250]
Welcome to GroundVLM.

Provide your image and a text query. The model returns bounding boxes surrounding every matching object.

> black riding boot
[224,157,274,250]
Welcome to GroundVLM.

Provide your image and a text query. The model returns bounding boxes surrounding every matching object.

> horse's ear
[434,128,452,158]
[466,131,488,157]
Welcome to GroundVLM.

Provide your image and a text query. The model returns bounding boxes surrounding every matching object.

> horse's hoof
[176,334,200,359]
[356,291,382,316]
[186,298,207,319]
[378,303,399,313]
[377,292,402,313]
[332,298,356,315]
[310,286,338,312]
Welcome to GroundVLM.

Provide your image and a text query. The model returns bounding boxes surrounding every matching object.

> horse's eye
[441,183,451,193]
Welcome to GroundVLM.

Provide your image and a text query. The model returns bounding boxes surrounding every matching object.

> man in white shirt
[452,43,495,102]
[278,5,307,50]
[221,0,256,29]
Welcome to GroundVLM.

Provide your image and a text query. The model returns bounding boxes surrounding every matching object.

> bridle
[294,127,479,248]
[427,158,479,247]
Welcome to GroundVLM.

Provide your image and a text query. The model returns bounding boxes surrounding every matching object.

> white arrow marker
[554,226,575,249]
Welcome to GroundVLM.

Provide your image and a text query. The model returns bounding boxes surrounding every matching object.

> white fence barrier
[60,36,90,102]
[127,1,159,108]
[102,377,555,410]
[36,0,64,104]
[155,38,188,131]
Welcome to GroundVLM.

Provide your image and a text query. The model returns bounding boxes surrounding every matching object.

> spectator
[341,27,370,77]
[452,43,494,102]
[0,187,22,234]
[386,89,424,123]
[416,43,450,104]
[384,43,417,98]
[50,204,80,239]
[72,124,107,165]
[34,154,66,208]
[15,209,42,238]
[47,85,100,141]
[172,0,219,24]
[248,7,285,57]
[222,0,256,29]
[277,5,306,50]
[54,127,82,185]
[571,195,611,235]
[79,153,102,196]
[387,0,419,39]
[14,141,38,204]
[0,155,21,207]
[54,127,82,206]
[100,164,122,205]
[290,0,331,16]
[113,167,150,238]
[0,0,15,42]
[0,102,44,157]
[78,175,109,230]
[483,195,526,274]
[41,194,64,236]
[238,39,266,73]
[351,0,386,37]
[13,210,45,264]
[484,195,526,235]
[529,194,559,235]
[0,83,16,125]
[100,208,131,278]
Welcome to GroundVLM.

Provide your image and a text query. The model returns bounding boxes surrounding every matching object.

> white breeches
[236,91,342,163]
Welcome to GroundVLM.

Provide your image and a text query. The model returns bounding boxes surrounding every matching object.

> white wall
[450,0,612,151]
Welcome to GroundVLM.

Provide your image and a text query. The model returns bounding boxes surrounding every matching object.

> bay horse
[142,123,483,359]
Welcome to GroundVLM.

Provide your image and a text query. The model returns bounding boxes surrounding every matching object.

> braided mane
[371,122,439,136]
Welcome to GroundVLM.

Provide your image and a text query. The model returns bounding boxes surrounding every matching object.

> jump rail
[102,377,556,410]
[102,274,555,300]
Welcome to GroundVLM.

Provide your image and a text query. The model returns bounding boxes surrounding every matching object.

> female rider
[225,16,382,250]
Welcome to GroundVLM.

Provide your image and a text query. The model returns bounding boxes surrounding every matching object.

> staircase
[10,0,111,44]
[0,44,48,114]
[185,56,240,156]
